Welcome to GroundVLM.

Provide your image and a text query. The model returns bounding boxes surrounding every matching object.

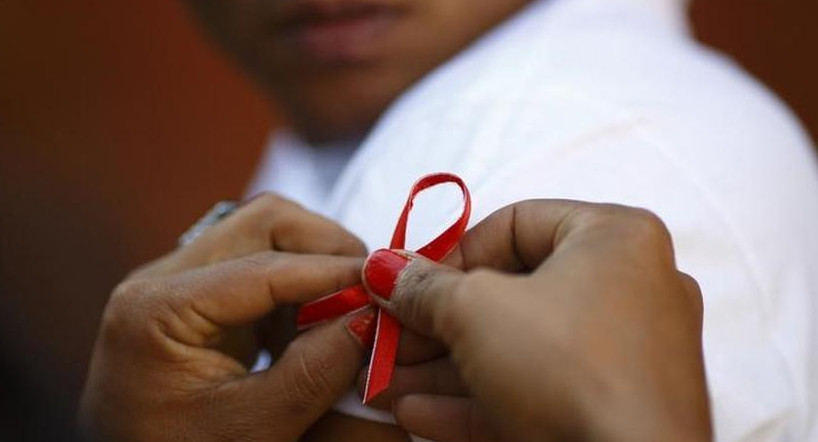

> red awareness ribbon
[296,172,472,404]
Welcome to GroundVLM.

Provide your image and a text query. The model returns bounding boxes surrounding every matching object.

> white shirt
[248,0,818,440]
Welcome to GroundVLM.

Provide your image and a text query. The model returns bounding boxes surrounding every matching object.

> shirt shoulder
[355,0,818,251]
[332,2,818,439]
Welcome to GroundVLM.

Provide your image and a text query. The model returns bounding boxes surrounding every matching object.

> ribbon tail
[296,285,371,330]
[362,309,401,404]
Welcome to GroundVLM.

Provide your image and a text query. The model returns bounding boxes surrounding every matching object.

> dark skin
[185,0,533,143]
[180,1,534,437]
[81,1,711,440]
[79,197,712,441]
[361,201,712,442]
[79,194,373,441]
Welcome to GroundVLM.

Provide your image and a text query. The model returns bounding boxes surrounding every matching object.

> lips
[276,1,402,64]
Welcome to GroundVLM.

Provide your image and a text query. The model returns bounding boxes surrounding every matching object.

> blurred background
[0,0,816,427]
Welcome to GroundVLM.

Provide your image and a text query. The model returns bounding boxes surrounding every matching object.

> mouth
[276,1,403,64]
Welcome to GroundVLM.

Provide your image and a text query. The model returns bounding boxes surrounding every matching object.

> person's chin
[290,110,376,145]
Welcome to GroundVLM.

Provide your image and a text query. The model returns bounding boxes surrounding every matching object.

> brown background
[1,0,816,410]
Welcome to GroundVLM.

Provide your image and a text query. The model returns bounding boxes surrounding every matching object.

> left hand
[130,194,370,368]
[79,194,372,441]
[131,193,368,279]
[79,251,369,442]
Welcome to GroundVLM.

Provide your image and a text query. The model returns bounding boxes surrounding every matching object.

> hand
[126,194,370,369]
[79,195,371,442]
[362,200,712,442]
[131,193,367,279]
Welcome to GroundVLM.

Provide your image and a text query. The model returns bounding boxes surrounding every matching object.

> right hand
[362,200,712,442]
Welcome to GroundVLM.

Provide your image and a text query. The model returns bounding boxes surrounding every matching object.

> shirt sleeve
[339,79,817,440]
[461,120,811,442]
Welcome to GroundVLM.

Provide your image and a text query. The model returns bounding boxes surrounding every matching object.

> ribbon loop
[296,172,471,404]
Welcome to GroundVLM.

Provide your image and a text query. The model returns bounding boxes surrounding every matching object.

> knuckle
[250,192,289,210]
[603,206,674,255]
[240,192,301,229]
[108,279,140,306]
[679,272,702,294]
[679,271,705,316]
[236,251,293,283]
[253,192,302,218]
[570,202,631,235]
[237,250,276,271]
[106,280,148,322]
[101,279,159,340]
[626,208,675,268]
[514,198,552,218]
[318,230,367,257]
[267,211,305,239]
[273,211,366,256]
[625,207,670,238]
[249,193,366,256]
[628,209,674,254]
[105,277,189,350]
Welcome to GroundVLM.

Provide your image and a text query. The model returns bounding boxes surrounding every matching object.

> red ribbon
[296,173,472,404]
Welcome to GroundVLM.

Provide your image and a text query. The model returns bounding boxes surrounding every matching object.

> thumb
[363,249,480,345]
[231,317,366,440]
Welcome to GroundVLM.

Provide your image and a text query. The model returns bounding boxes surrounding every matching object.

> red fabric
[296,173,472,404]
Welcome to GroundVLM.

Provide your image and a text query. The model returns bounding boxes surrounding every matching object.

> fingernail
[363,249,411,300]
[346,310,377,349]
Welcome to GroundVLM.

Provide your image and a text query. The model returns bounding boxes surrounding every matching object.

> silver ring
[178,201,239,247]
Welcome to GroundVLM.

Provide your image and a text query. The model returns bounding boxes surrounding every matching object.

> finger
[236,193,367,256]
[394,395,503,442]
[115,252,363,346]
[440,200,674,276]
[301,411,411,441]
[397,329,448,365]
[220,318,366,441]
[362,249,505,346]
[133,193,367,278]
[678,271,704,329]
[440,199,587,272]
[362,358,469,410]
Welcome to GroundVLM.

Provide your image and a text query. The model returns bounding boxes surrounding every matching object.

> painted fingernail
[346,310,377,349]
[363,249,411,300]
